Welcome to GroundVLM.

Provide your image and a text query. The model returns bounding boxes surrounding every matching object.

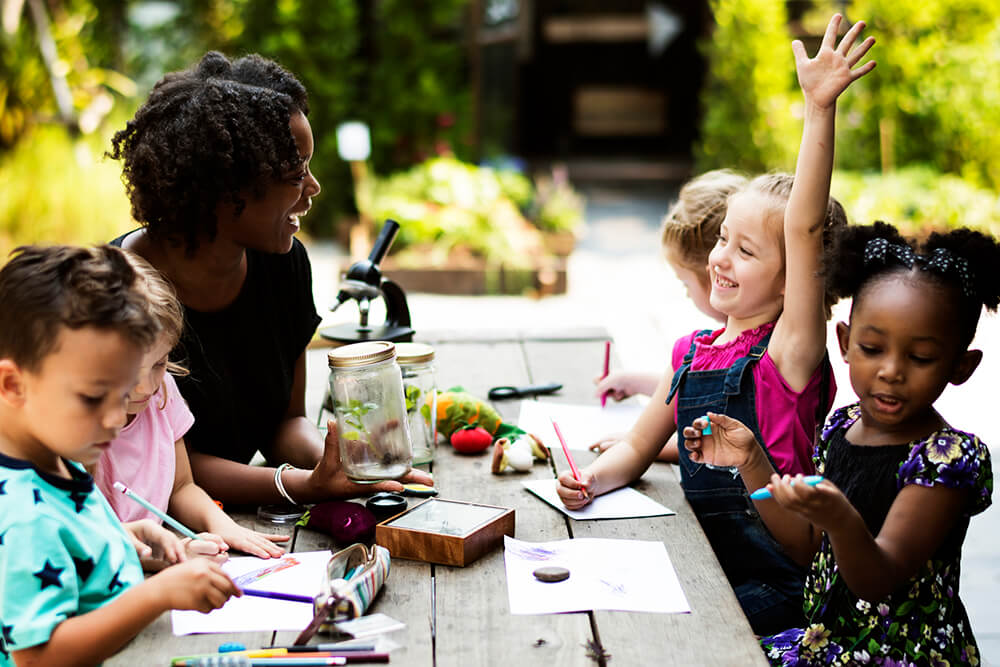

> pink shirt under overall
[671,322,834,476]
[93,373,195,523]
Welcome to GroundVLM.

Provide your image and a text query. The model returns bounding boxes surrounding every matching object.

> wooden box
[375,498,515,567]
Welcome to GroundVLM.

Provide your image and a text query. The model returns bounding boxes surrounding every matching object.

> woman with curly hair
[108,52,431,506]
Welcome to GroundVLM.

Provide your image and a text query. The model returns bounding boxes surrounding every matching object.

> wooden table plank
[423,339,595,666]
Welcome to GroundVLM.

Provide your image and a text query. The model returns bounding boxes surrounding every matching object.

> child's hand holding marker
[681,412,763,470]
[552,419,595,509]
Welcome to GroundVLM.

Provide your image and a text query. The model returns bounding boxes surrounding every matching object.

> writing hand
[793,13,875,109]
[681,412,761,469]
[593,372,656,402]
[555,469,594,510]
[153,558,240,613]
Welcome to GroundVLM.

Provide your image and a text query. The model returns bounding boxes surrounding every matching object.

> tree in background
[836,0,1000,190]
[695,0,799,173]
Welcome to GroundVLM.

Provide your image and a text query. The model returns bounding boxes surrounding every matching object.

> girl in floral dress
[683,220,999,665]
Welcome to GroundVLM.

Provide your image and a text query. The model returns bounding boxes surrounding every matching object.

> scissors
[487,382,563,400]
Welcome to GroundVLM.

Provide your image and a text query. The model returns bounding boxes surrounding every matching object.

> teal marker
[750,475,824,500]
[699,415,712,435]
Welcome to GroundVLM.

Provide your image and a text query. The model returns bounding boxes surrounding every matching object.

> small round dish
[366,492,408,522]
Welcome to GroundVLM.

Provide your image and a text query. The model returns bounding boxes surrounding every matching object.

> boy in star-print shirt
[0,246,240,666]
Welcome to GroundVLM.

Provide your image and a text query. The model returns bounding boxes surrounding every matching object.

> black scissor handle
[487,382,563,400]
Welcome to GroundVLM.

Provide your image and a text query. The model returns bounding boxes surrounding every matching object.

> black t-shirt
[111,234,322,463]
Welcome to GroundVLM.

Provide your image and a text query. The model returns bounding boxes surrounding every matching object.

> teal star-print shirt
[0,453,143,664]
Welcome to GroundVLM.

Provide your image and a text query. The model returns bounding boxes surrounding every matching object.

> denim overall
[666,329,807,635]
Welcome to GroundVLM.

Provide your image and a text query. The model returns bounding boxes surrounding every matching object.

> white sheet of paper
[171,550,331,635]
[516,400,645,451]
[522,478,674,520]
[504,536,690,615]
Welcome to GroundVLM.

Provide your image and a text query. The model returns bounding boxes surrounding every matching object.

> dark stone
[533,566,570,582]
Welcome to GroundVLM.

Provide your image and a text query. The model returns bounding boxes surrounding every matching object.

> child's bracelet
[274,463,299,505]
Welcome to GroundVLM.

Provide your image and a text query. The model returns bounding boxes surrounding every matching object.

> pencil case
[295,542,391,644]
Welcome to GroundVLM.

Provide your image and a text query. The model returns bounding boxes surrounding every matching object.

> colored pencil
[112,481,198,540]
[241,588,314,604]
[600,340,611,407]
[551,419,581,482]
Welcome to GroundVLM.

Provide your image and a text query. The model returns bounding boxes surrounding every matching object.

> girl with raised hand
[557,14,874,634]
[685,221,997,664]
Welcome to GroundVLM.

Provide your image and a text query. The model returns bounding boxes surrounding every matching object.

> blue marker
[750,475,824,500]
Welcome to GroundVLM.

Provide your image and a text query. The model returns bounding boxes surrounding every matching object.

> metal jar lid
[328,340,396,368]
[394,342,435,365]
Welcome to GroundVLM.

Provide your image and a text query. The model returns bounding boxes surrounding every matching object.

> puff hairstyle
[825,221,1000,349]
[0,245,160,371]
[108,51,309,254]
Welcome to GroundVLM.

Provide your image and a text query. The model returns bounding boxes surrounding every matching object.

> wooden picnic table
[109,328,767,666]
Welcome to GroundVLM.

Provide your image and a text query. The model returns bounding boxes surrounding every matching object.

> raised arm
[771,13,875,390]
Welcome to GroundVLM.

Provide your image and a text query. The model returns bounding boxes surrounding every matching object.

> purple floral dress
[760,404,992,666]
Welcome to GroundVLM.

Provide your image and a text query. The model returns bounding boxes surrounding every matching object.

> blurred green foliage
[832,166,1000,237]
[695,0,799,173]
[370,157,583,267]
[834,0,1000,191]
[0,123,133,258]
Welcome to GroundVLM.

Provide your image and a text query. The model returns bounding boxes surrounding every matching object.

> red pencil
[600,340,611,407]
[551,419,581,482]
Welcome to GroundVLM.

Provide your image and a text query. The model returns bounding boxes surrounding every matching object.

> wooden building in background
[469,0,712,181]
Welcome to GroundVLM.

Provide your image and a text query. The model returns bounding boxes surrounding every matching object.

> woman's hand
[794,13,875,110]
[594,372,658,402]
[555,469,595,510]
[309,419,434,498]
[681,412,763,470]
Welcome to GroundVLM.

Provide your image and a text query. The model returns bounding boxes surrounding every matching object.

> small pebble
[533,566,570,583]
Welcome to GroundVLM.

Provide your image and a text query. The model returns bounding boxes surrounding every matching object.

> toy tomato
[450,426,493,454]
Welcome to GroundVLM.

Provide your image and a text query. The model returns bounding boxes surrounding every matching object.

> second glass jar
[395,342,437,465]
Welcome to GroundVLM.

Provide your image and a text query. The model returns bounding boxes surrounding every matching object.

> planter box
[370,257,568,296]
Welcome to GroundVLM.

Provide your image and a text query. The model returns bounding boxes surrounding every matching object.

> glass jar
[328,341,412,482]
[395,342,437,465]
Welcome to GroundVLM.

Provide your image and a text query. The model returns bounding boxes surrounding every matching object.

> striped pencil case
[294,542,391,644]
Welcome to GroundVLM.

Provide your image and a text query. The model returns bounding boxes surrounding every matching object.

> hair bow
[863,238,974,297]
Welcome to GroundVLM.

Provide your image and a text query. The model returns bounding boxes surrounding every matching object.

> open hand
[215,525,289,559]
[681,413,761,470]
[793,13,875,109]
[311,419,434,498]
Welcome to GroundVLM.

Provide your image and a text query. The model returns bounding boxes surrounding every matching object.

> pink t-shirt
[94,373,195,524]
[671,323,834,476]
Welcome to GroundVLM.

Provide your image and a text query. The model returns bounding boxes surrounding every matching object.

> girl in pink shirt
[93,253,288,568]
[557,14,875,634]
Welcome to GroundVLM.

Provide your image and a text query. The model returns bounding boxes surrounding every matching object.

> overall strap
[722,329,774,396]
[666,329,713,403]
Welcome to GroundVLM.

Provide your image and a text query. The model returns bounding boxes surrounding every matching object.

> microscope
[319,219,415,345]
